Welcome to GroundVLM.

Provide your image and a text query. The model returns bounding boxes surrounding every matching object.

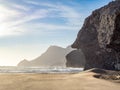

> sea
[0,66,83,73]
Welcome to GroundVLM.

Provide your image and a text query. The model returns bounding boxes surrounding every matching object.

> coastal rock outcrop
[18,59,30,66]
[72,1,120,70]
[18,46,73,67]
[66,50,85,68]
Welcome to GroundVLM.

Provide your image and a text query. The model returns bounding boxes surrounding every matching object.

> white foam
[0,66,83,73]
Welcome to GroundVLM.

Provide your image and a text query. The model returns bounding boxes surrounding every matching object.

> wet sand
[0,69,119,90]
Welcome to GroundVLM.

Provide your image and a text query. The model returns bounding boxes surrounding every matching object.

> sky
[0,0,112,66]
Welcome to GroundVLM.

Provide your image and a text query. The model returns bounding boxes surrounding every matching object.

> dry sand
[0,69,119,90]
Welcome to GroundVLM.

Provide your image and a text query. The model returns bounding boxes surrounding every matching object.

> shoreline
[0,68,119,90]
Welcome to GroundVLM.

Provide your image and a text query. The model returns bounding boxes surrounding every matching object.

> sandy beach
[0,69,119,90]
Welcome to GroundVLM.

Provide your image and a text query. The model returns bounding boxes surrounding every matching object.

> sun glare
[0,25,9,36]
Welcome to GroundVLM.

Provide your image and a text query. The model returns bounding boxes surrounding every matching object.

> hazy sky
[0,0,112,66]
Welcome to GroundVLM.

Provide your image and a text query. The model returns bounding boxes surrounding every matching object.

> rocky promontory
[18,46,74,67]
[71,0,120,70]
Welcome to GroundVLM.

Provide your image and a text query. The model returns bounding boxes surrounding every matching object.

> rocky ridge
[18,46,74,67]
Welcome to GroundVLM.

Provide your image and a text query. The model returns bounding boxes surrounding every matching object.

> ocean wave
[0,67,83,73]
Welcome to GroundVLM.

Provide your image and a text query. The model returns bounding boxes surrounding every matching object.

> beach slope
[0,69,119,90]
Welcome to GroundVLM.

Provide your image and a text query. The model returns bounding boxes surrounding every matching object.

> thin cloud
[10,3,30,11]
[0,5,23,36]
[25,1,83,27]
[15,22,80,37]
[25,1,58,8]
[0,1,83,37]
[0,5,49,36]
[25,0,40,6]
[57,5,82,26]
[25,1,82,25]
[0,5,21,22]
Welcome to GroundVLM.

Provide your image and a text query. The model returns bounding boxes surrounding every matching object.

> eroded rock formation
[66,50,85,68]
[72,1,120,70]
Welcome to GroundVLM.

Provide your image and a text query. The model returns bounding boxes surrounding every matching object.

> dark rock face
[66,50,85,67]
[72,1,120,70]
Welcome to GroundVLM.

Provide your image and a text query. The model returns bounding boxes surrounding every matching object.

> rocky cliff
[18,46,74,67]
[72,1,120,70]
